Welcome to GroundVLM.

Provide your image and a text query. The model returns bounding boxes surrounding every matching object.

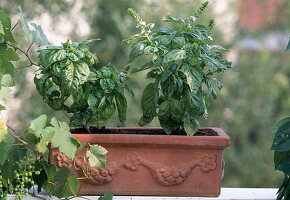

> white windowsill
[8,188,278,200]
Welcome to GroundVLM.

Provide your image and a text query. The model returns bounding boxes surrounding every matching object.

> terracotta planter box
[49,127,230,197]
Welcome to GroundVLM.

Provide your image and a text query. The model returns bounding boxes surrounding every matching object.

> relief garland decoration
[54,152,217,186]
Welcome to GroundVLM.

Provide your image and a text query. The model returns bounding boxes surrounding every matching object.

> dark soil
[71,127,218,136]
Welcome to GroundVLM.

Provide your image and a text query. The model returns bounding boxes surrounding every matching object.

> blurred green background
[0,0,289,188]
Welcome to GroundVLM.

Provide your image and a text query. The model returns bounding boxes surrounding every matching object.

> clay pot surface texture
[49,127,230,197]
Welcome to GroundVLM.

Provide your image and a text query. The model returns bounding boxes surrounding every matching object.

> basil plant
[35,40,130,128]
[124,1,232,135]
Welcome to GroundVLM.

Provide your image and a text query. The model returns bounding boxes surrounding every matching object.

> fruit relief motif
[54,152,217,186]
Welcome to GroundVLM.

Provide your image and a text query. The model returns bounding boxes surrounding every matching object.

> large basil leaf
[158,99,183,134]
[180,64,203,94]
[183,113,200,136]
[139,83,159,126]
[62,60,90,92]
[129,41,146,62]
[115,93,127,125]
[163,49,186,64]
[271,118,290,151]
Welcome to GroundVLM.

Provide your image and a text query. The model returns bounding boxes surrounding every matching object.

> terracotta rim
[71,127,230,149]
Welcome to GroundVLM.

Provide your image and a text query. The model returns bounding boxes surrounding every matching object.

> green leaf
[86,144,107,168]
[163,49,186,64]
[272,117,290,134]
[213,78,223,90]
[157,35,174,46]
[271,118,290,151]
[204,54,231,71]
[115,93,127,124]
[0,104,5,111]
[285,38,290,52]
[43,165,79,198]
[184,113,200,136]
[170,98,184,122]
[139,83,159,126]
[63,60,90,91]
[100,79,115,91]
[205,77,217,98]
[0,145,26,187]
[161,70,173,82]
[70,113,83,127]
[37,127,55,153]
[0,119,9,165]
[88,93,97,107]
[0,10,16,43]
[43,165,57,196]
[162,15,186,24]
[50,118,80,159]
[172,37,186,48]
[29,114,47,138]
[209,45,229,52]
[18,5,33,42]
[144,46,158,54]
[0,43,19,61]
[78,39,100,48]
[1,74,15,87]
[274,151,290,172]
[33,167,48,193]
[54,167,79,198]
[98,190,114,200]
[131,61,154,74]
[158,100,182,134]
[37,45,63,51]
[184,90,206,117]
[129,41,146,62]
[30,23,49,46]
[0,86,11,101]
[160,75,175,98]
[180,64,203,94]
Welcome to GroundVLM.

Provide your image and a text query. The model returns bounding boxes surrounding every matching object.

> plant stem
[26,42,34,53]
[5,42,38,69]
[15,64,35,69]
[8,131,35,152]
[6,124,16,132]
[11,20,20,31]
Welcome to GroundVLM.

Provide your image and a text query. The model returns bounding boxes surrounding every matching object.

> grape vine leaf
[86,144,107,168]
[29,114,47,138]
[18,6,33,42]
[50,117,80,159]
[30,23,49,46]
[0,10,16,44]
[53,167,79,198]
[0,119,10,165]
[0,86,11,101]
[43,165,79,198]
[43,164,57,196]
[0,44,19,61]
[37,126,55,153]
